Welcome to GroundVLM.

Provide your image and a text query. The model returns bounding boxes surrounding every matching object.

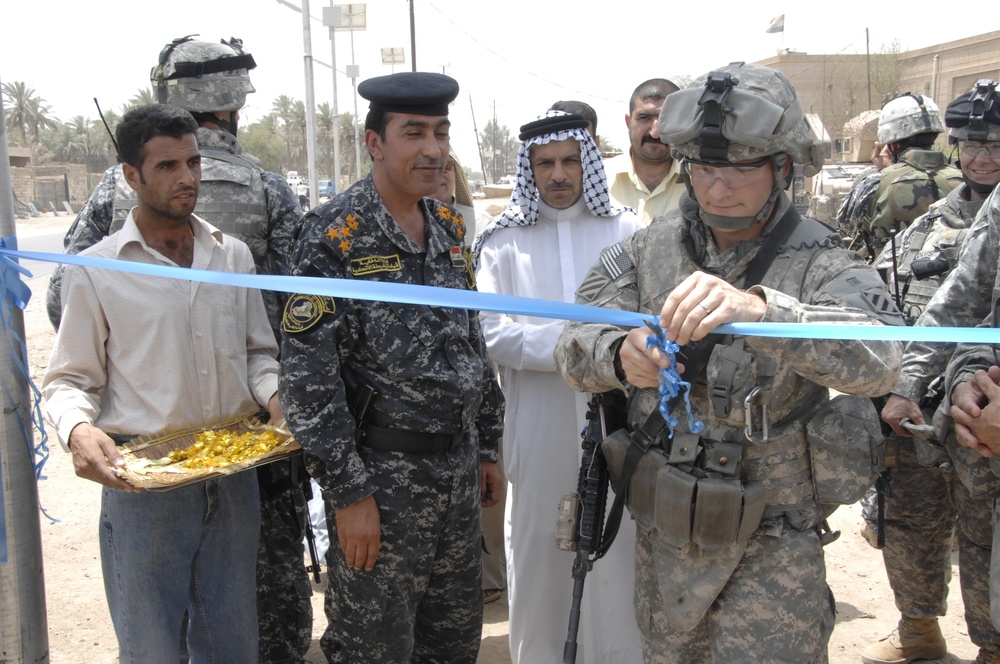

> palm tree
[2,80,54,146]
[42,116,113,175]
[316,102,335,178]
[272,95,297,173]
[123,88,157,112]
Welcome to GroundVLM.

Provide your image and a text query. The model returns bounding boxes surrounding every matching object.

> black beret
[518,113,589,141]
[358,72,459,116]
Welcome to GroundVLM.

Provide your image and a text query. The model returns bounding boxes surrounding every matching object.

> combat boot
[860,616,947,664]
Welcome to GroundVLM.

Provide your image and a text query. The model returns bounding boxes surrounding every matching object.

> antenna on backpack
[94,98,121,163]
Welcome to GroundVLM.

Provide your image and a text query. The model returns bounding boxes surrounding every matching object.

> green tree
[3,81,55,146]
[39,115,115,186]
[316,102,336,178]
[478,119,517,183]
[239,112,285,174]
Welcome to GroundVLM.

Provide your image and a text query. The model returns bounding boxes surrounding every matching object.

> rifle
[560,391,628,664]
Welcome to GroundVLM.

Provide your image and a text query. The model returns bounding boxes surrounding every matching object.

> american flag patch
[600,243,634,279]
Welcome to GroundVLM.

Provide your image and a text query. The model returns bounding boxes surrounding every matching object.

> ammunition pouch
[806,394,884,505]
[707,339,758,426]
[602,429,767,551]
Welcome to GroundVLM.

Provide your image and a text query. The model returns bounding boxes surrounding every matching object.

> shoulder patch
[600,242,635,279]
[351,254,402,276]
[282,294,336,333]
[434,202,466,243]
[322,212,361,254]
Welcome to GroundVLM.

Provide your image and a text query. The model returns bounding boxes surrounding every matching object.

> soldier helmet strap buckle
[968,79,1000,136]
[696,71,738,163]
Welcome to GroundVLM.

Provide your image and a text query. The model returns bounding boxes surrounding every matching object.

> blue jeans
[100,472,261,664]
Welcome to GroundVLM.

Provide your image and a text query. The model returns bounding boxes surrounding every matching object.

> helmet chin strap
[214,111,239,136]
[964,172,997,195]
[699,156,786,231]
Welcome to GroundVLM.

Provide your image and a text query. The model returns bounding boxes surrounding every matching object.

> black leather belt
[362,425,464,454]
[108,433,136,446]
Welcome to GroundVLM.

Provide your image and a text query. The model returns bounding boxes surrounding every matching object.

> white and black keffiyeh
[472,110,626,262]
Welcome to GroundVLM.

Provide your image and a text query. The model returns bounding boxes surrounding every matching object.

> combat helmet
[946,79,1000,194]
[877,93,944,145]
[946,79,1000,143]
[151,35,257,113]
[659,62,825,229]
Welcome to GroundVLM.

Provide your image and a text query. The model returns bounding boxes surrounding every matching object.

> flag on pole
[766,14,785,33]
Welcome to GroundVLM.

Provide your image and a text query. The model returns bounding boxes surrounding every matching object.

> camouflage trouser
[635,525,834,663]
[320,441,484,664]
[880,440,1000,651]
[256,460,313,664]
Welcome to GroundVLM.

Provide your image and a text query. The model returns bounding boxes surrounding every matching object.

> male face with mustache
[626,97,671,166]
[529,138,583,209]
[123,133,201,225]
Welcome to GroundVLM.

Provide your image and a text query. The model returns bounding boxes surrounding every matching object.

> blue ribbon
[4,246,1000,344]
[644,326,704,438]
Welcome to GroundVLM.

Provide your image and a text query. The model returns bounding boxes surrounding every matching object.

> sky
[1,0,991,178]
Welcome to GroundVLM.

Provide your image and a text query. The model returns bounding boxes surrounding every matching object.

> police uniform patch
[282,294,336,333]
[350,254,402,276]
[324,213,361,254]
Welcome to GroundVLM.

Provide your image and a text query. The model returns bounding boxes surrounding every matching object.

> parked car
[318,179,335,198]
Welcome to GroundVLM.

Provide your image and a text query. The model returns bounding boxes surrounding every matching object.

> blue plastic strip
[4,247,1000,345]
[644,326,704,438]
[0,238,56,534]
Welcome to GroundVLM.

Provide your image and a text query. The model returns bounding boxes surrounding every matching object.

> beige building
[758,30,1000,162]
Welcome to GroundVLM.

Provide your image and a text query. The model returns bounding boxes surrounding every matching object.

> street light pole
[324,4,342,195]
[276,0,321,208]
[349,8,362,182]
[301,0,319,209]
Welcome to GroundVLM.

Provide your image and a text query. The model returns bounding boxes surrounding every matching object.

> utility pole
[408,0,417,72]
[866,28,872,110]
[302,0,320,208]
[0,74,50,664]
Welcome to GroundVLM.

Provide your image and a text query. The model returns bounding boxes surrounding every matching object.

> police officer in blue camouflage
[871,80,1000,664]
[279,72,504,664]
[554,63,903,662]
[44,36,311,664]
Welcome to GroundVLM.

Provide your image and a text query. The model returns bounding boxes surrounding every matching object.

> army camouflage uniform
[859,148,962,255]
[45,126,313,663]
[554,192,902,662]
[928,186,1000,650]
[871,182,1000,656]
[279,175,504,664]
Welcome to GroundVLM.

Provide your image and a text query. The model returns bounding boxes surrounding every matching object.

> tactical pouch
[691,477,742,549]
[629,450,670,535]
[654,465,696,547]
[806,395,884,505]
[602,424,766,550]
[707,339,757,426]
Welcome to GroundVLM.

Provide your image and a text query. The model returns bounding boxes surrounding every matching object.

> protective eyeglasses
[685,157,771,188]
[959,141,1000,158]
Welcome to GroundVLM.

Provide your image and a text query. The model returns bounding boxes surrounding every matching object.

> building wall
[757,30,1000,154]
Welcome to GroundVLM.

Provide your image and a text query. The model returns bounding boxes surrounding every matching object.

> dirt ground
[15,212,983,663]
